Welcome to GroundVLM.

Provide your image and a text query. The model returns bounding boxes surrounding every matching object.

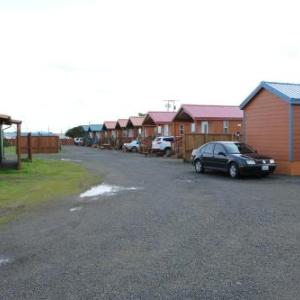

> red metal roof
[175,105,243,120]
[103,121,117,130]
[129,116,144,127]
[116,119,128,128]
[145,111,177,125]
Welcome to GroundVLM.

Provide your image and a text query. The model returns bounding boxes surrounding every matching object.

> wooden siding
[182,133,242,161]
[173,120,242,136]
[244,89,289,161]
[20,136,60,154]
[173,122,192,136]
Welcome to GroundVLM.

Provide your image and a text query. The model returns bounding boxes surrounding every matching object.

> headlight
[246,159,256,165]
[269,159,275,164]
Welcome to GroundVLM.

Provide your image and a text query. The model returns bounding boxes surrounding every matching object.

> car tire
[131,146,137,152]
[229,162,239,179]
[165,148,172,157]
[195,160,205,174]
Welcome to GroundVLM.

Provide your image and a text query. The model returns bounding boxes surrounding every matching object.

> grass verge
[3,146,16,155]
[0,159,101,225]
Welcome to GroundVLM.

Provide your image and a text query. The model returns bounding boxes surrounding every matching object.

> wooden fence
[20,135,60,154]
[181,133,243,161]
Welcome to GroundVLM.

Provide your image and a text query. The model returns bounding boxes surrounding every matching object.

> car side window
[213,144,226,156]
[204,143,214,154]
[163,137,173,142]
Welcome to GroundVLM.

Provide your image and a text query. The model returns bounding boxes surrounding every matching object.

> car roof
[207,141,241,144]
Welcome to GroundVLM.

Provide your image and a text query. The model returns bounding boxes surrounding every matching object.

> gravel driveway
[0,146,300,299]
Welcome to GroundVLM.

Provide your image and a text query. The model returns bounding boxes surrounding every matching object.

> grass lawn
[0,159,101,225]
[3,146,16,155]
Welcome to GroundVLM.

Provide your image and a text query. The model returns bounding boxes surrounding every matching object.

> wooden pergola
[0,113,22,170]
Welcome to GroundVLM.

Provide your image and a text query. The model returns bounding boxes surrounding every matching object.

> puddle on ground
[61,158,82,163]
[0,256,12,267]
[80,183,139,198]
[69,206,83,212]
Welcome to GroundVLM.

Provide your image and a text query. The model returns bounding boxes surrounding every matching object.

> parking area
[1,146,300,299]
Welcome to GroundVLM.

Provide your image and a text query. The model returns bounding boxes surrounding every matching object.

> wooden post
[16,123,21,170]
[27,133,32,162]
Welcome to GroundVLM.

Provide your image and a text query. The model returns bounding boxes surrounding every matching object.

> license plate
[262,165,269,171]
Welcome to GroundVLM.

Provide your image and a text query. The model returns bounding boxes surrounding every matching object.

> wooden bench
[99,143,112,150]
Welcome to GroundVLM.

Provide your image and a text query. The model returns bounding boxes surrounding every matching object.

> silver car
[123,140,141,152]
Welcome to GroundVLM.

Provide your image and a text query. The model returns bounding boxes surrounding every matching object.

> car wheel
[165,148,172,157]
[195,160,204,173]
[229,162,239,179]
[131,146,137,152]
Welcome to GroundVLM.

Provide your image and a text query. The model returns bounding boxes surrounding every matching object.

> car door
[212,143,229,170]
[202,143,215,168]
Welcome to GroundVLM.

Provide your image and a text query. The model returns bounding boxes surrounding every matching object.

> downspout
[289,100,294,161]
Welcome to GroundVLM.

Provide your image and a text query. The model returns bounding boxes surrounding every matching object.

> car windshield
[225,143,255,154]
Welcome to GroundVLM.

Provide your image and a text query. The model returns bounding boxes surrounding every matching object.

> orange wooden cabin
[126,116,144,139]
[115,119,129,140]
[240,81,300,175]
[142,111,177,138]
[172,104,243,136]
[101,121,117,144]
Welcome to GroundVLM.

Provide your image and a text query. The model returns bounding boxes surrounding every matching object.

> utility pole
[163,100,179,112]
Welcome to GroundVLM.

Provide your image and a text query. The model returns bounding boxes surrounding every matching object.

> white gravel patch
[80,183,139,198]
[61,158,82,163]
[0,256,12,267]
[69,206,83,212]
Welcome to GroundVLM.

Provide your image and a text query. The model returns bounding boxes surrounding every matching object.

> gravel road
[0,146,300,299]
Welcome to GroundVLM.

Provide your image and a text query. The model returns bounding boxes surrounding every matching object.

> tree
[65,126,86,138]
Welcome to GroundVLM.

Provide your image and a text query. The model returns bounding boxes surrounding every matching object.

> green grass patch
[0,159,101,225]
[3,146,16,155]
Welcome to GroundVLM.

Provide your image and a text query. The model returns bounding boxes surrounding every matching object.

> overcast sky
[1,0,300,133]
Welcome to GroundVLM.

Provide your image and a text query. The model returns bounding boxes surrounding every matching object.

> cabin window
[122,130,127,138]
[223,120,229,134]
[157,126,162,134]
[163,125,169,136]
[191,123,196,133]
[179,124,184,135]
[128,129,133,138]
[138,128,142,135]
[201,121,209,134]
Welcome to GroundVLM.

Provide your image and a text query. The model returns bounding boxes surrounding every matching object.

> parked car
[123,140,141,152]
[82,136,93,147]
[193,141,276,178]
[152,136,175,156]
[74,137,83,145]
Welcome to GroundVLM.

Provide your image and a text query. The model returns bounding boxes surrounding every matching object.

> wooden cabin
[142,111,177,138]
[115,119,129,149]
[88,124,102,144]
[101,121,117,145]
[172,104,243,136]
[240,81,300,175]
[126,116,144,140]
[115,119,129,140]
